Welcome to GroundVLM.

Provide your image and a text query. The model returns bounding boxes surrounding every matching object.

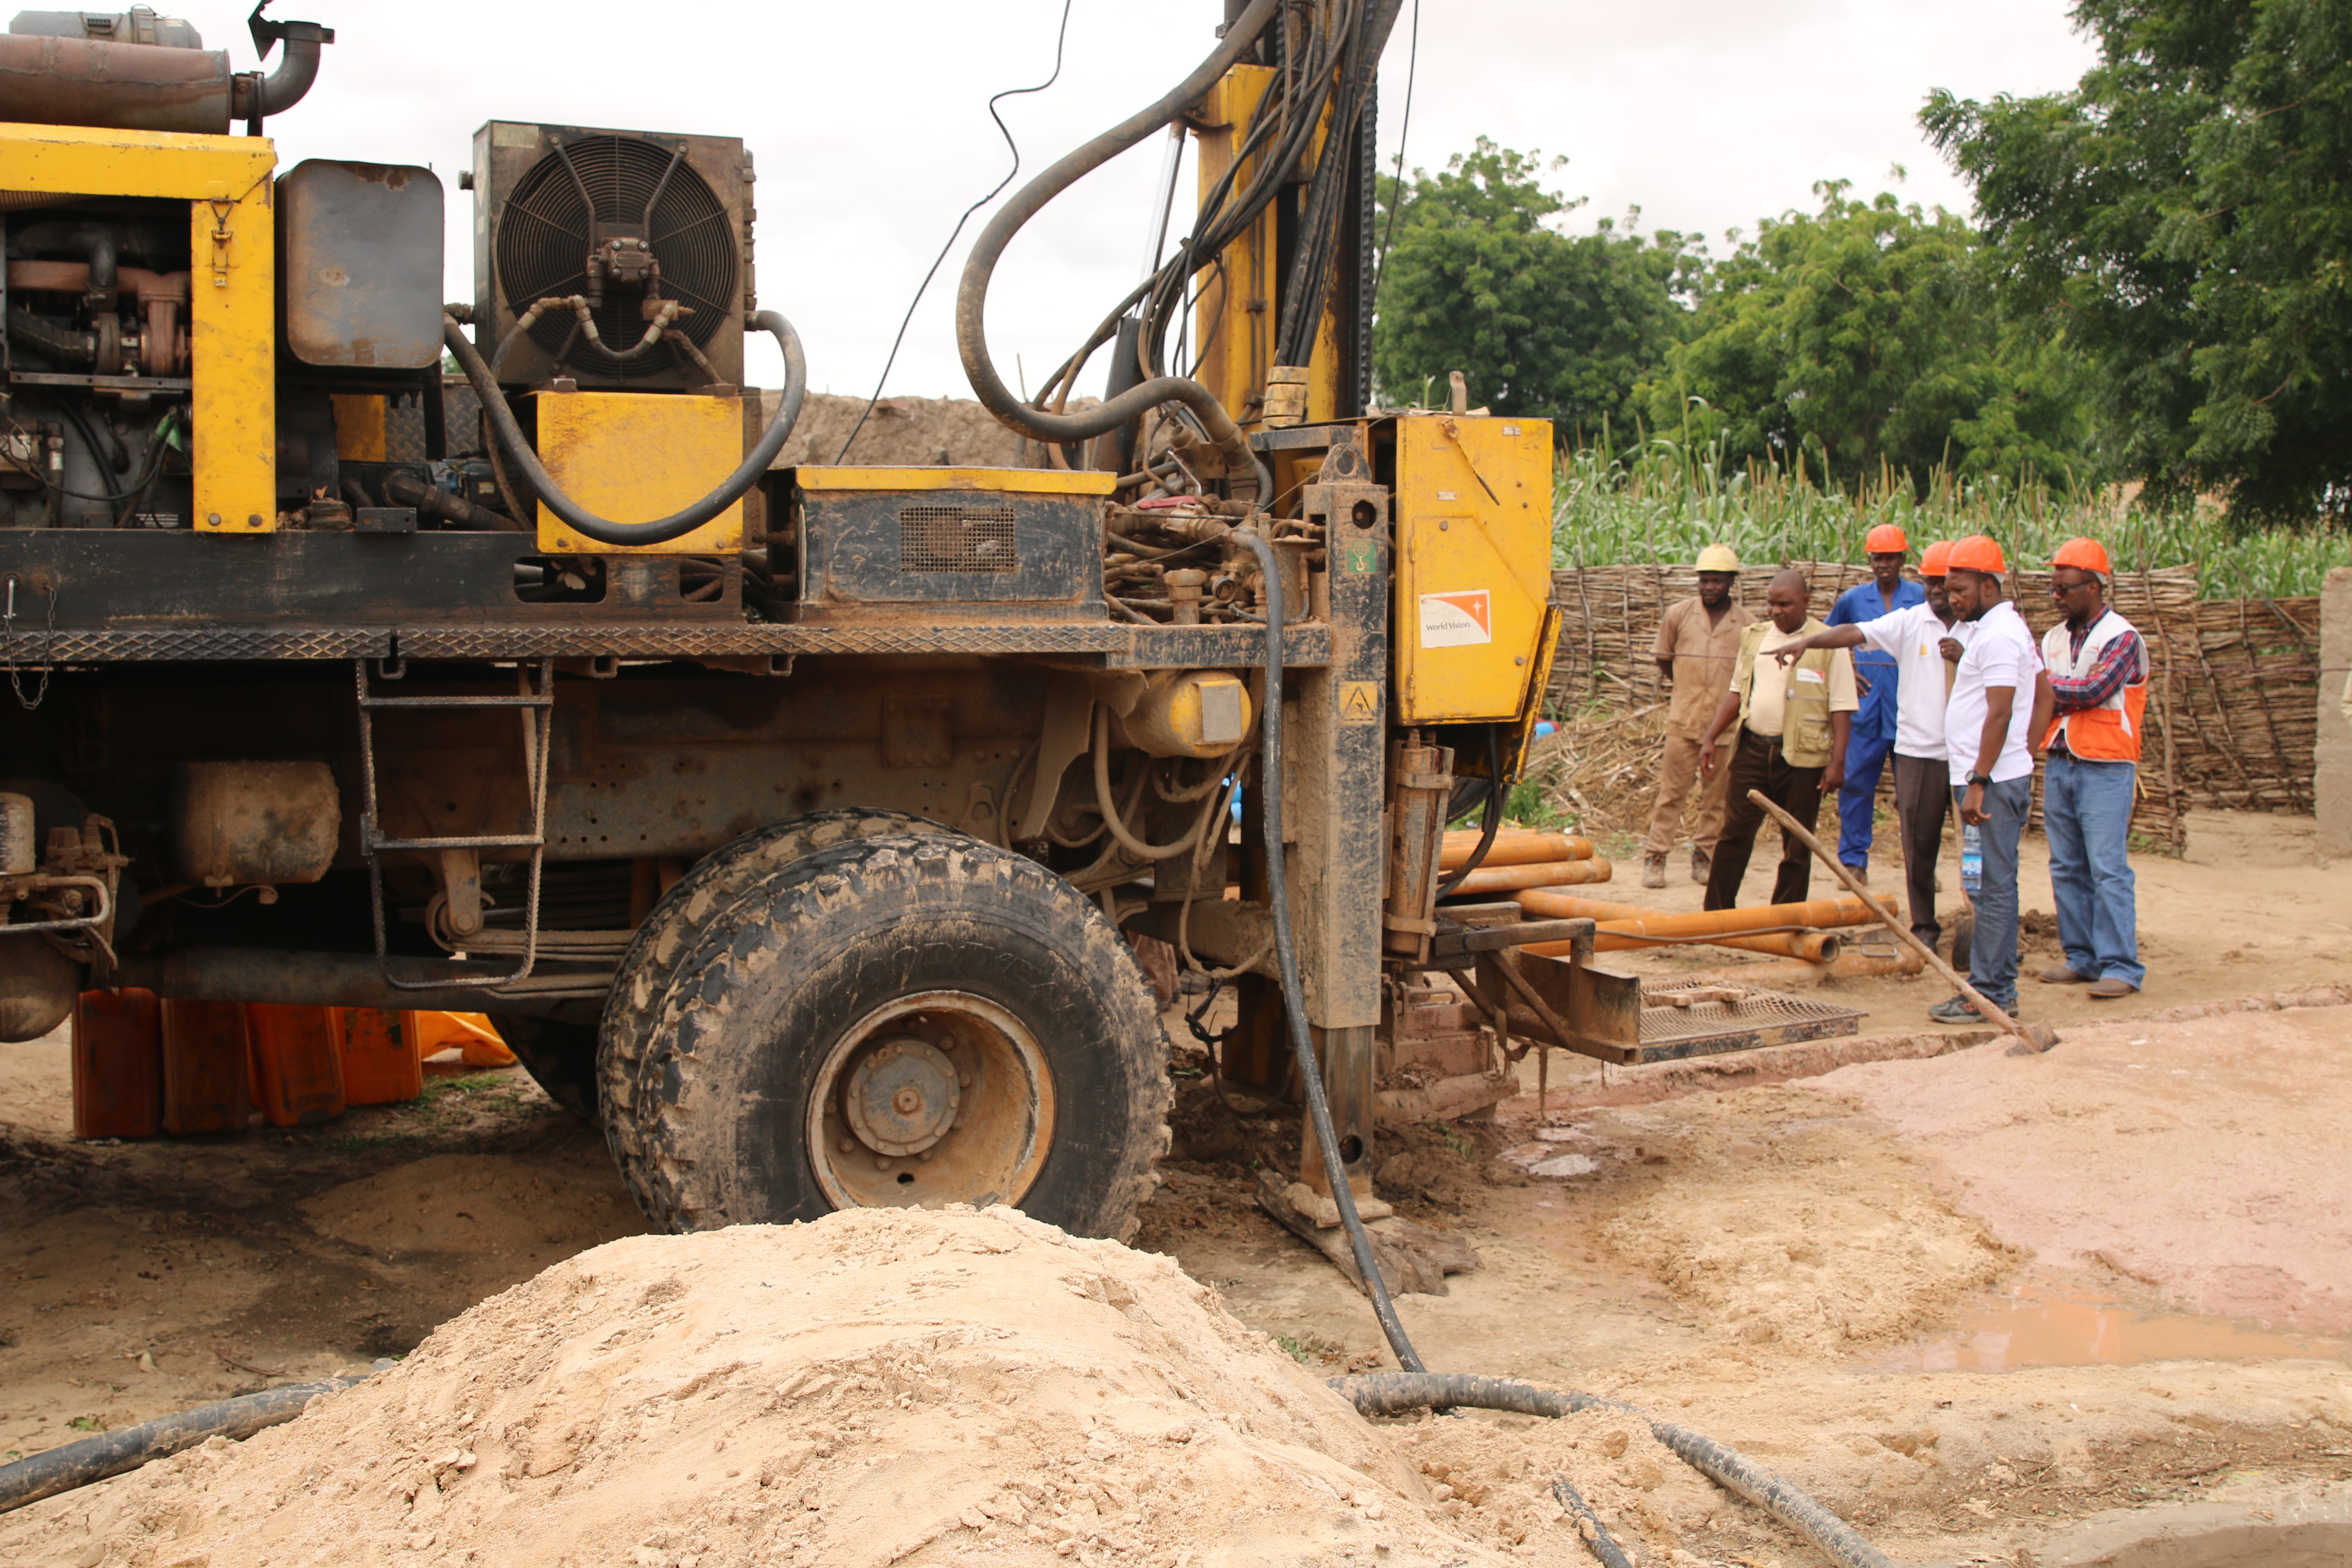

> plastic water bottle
[1960,821,1983,896]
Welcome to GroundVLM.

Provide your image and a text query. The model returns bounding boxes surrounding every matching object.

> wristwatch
[1964,771,1990,787]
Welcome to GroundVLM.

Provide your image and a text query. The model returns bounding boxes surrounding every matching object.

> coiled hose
[954,0,1279,503]
[0,1368,383,1516]
[441,308,808,548]
[1329,1373,1894,1568]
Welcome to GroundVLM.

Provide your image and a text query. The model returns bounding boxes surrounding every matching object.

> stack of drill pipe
[1511,889,1896,963]
[1439,830,1611,894]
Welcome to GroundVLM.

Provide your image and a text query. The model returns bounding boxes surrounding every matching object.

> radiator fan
[493,135,736,384]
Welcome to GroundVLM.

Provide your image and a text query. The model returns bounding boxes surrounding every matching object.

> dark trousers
[1704,729,1825,911]
[1892,752,1950,949]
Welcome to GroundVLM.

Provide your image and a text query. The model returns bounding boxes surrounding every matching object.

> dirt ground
[3,809,2347,1565]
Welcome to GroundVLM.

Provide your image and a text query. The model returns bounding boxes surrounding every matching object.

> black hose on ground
[441,308,807,548]
[1550,1474,1636,1568]
[0,1369,380,1516]
[1231,528,1424,1373]
[953,0,1278,503]
[1329,1373,1894,1568]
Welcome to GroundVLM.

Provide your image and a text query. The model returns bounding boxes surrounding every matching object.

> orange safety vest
[2040,609,2146,763]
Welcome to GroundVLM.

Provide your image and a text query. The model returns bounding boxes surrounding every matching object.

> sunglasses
[2051,579,2097,596]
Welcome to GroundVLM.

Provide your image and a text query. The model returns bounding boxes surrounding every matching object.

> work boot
[1843,861,1868,885]
[1927,995,1985,1024]
[2088,977,2139,1000]
[2037,965,2091,985]
[1642,853,1668,889]
[1689,848,1712,885]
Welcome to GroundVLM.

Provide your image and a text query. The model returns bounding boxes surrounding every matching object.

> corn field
[1552,436,2352,600]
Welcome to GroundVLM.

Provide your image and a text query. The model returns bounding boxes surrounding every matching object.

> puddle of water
[1879,1283,2351,1372]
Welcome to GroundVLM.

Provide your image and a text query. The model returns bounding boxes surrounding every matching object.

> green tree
[1925,0,2352,521]
[1372,139,1699,438]
[1639,183,2096,490]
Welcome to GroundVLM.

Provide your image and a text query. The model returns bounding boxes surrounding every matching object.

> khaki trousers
[1645,732,1734,855]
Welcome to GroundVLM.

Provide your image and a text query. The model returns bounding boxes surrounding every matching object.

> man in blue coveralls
[1826,525,1926,882]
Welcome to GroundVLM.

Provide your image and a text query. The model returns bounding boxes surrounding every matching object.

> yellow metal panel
[1393,415,1556,723]
[797,466,1115,496]
[1191,66,1276,428]
[330,395,388,462]
[0,122,276,198]
[534,392,746,554]
[190,179,276,533]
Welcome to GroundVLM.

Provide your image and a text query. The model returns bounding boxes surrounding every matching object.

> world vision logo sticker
[1417,589,1493,649]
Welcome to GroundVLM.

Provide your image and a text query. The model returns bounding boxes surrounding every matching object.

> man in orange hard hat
[1930,535,2040,1024]
[1825,524,1927,883]
[2027,537,2147,999]
[1765,539,1965,952]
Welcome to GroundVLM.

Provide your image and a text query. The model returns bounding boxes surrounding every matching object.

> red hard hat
[1919,539,1954,576]
[1865,524,1908,554]
[2052,536,2112,575]
[1945,535,2006,574]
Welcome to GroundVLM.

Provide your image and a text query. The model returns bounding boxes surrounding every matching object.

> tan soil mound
[1596,1088,2015,1350]
[3,1207,1567,1568]
[299,1153,647,1260]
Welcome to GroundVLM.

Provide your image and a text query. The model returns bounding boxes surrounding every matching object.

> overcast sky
[208,0,2098,398]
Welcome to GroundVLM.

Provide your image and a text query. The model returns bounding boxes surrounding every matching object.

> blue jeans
[2043,751,2144,987]
[1837,720,1896,868]
[1954,776,2031,1011]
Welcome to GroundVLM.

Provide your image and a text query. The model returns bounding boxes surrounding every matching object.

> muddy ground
[3,809,2347,1565]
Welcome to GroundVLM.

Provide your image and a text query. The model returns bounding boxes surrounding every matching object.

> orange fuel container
[159,999,251,1135]
[70,988,162,1140]
[245,1004,346,1127]
[337,1008,422,1106]
[404,1011,517,1069]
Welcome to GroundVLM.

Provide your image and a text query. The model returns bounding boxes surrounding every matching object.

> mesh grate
[1635,984,1866,1047]
[899,504,1017,573]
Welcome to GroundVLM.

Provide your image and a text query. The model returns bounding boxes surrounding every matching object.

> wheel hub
[843,1035,960,1156]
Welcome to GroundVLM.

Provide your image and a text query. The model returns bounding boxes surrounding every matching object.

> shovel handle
[1744,788,2045,1052]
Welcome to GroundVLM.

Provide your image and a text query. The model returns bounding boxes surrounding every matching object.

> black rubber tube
[0,1374,368,1515]
[1550,1474,1636,1568]
[1233,529,1424,1373]
[1329,1373,1894,1568]
[441,309,806,548]
[6,306,94,366]
[1431,723,1506,900]
[954,0,1280,502]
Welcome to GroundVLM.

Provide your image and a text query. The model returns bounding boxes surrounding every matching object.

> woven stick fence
[1545,563,2318,848]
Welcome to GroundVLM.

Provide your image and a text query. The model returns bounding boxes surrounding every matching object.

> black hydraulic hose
[383,470,515,532]
[1431,723,1505,900]
[442,309,806,548]
[0,1372,374,1515]
[1329,1374,1895,1568]
[1232,528,1424,1373]
[955,0,1280,502]
[1551,1475,1637,1568]
[6,306,95,366]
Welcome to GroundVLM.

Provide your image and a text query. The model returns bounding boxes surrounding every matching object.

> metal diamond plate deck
[1627,983,1867,1064]
[21,627,392,662]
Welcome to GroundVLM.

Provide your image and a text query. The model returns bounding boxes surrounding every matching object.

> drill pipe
[1440,830,1595,870]
[1511,889,1892,932]
[1673,946,1928,989]
[1446,859,1615,897]
[1527,929,1844,962]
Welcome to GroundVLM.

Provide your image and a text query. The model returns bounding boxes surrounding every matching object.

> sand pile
[8,1206,1611,1568]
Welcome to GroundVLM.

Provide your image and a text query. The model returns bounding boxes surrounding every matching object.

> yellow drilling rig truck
[0,2,1837,1246]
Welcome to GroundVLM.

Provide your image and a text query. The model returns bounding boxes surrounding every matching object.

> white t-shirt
[1854,602,1965,761]
[1945,600,2039,784]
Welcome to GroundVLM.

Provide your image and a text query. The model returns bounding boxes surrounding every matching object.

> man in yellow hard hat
[2029,536,2147,999]
[1642,544,1753,887]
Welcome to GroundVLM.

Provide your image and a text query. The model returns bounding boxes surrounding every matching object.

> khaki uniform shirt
[1743,620,1859,737]
[1654,596,1753,738]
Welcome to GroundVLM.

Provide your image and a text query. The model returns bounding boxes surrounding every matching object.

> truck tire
[600,809,956,1136]
[606,833,1170,1242]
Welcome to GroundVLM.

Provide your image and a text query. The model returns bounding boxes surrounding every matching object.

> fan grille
[495,135,736,383]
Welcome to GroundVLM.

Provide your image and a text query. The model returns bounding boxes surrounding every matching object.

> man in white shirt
[1929,536,2040,1023]
[1765,540,1965,951]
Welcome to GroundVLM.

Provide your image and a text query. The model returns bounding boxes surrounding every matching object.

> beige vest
[1733,618,1838,769]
